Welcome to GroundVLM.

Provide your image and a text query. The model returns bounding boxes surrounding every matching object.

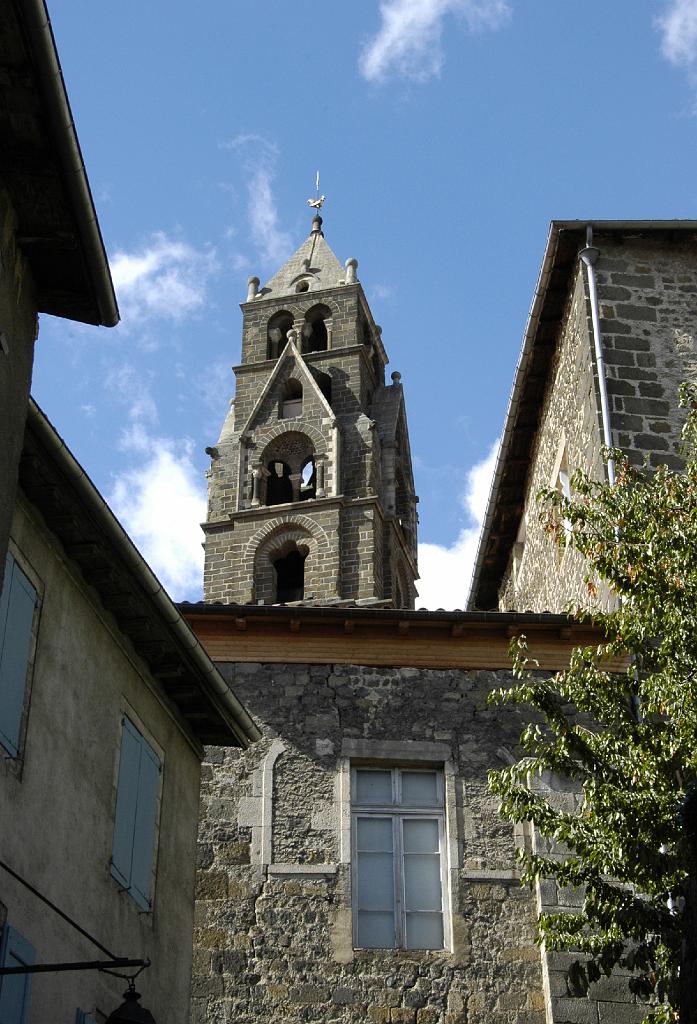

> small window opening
[556,453,572,543]
[296,280,310,293]
[280,379,303,419]
[274,549,306,603]
[512,517,527,584]
[300,457,316,501]
[266,460,293,505]
[267,311,293,360]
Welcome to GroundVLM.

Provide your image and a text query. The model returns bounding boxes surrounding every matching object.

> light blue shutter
[111,717,161,909]
[0,555,37,757]
[130,739,161,909]
[75,1011,97,1024]
[111,718,143,887]
[0,925,36,1024]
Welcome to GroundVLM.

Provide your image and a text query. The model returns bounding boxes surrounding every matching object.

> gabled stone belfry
[203,213,418,607]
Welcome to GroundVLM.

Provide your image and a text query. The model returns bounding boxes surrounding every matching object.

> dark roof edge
[467,220,562,609]
[19,0,119,327]
[180,601,589,628]
[27,399,261,746]
[551,219,697,232]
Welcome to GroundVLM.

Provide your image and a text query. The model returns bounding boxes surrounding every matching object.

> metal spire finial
[307,170,325,210]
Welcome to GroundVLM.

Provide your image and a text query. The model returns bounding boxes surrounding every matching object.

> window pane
[406,912,444,950]
[357,817,393,852]
[401,771,439,806]
[403,818,439,854]
[355,769,392,805]
[404,854,442,911]
[357,911,396,948]
[357,851,394,910]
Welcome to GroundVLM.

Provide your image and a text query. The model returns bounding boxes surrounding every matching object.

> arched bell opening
[273,547,307,603]
[267,310,293,360]
[300,457,316,501]
[302,304,331,353]
[266,460,293,505]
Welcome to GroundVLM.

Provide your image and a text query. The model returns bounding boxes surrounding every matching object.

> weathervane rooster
[306,170,325,209]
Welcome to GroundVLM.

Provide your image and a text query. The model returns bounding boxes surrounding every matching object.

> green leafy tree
[488,383,697,1023]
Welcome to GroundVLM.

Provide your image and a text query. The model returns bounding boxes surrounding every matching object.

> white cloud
[371,283,396,301]
[110,232,217,326]
[360,0,511,82]
[220,134,292,268]
[248,165,293,267]
[105,362,159,429]
[657,0,697,67]
[416,440,499,609]
[109,439,206,601]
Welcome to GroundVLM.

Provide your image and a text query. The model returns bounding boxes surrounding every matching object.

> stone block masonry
[203,218,418,608]
[595,234,697,471]
[192,661,647,1024]
[499,232,697,615]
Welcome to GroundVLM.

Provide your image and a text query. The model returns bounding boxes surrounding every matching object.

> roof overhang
[468,219,697,610]
[180,602,624,673]
[19,401,260,748]
[0,0,118,326]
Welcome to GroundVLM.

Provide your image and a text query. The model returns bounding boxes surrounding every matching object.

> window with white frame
[351,766,446,950]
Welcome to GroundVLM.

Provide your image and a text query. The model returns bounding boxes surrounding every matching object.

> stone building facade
[203,214,418,609]
[1,402,258,1024]
[182,218,692,1024]
[184,605,643,1024]
[469,221,697,613]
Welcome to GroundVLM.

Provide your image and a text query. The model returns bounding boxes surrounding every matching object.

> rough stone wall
[204,504,343,604]
[595,232,697,468]
[193,662,548,1024]
[339,502,386,601]
[499,269,606,613]
[193,661,649,1024]
[499,234,697,614]
[0,184,37,593]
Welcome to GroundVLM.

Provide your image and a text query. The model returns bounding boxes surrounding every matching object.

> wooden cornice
[180,604,624,673]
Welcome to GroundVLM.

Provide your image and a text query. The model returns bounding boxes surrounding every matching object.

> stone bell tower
[202,211,418,608]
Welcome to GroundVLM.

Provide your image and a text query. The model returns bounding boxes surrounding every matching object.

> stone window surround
[236,737,460,961]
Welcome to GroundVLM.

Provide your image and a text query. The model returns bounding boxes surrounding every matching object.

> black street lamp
[105,982,157,1024]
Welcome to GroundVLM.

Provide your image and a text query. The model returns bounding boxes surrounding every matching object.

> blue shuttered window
[75,1011,97,1024]
[0,554,38,757]
[0,926,36,1024]
[111,717,161,910]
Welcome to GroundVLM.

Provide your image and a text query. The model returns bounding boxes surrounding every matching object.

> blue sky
[33,0,697,608]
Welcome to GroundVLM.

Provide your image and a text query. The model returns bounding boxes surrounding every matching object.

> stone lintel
[267,863,338,876]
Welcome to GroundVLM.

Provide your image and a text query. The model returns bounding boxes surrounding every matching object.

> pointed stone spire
[261,213,346,299]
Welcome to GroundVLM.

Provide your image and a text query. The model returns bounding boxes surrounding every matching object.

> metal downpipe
[579,225,616,487]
